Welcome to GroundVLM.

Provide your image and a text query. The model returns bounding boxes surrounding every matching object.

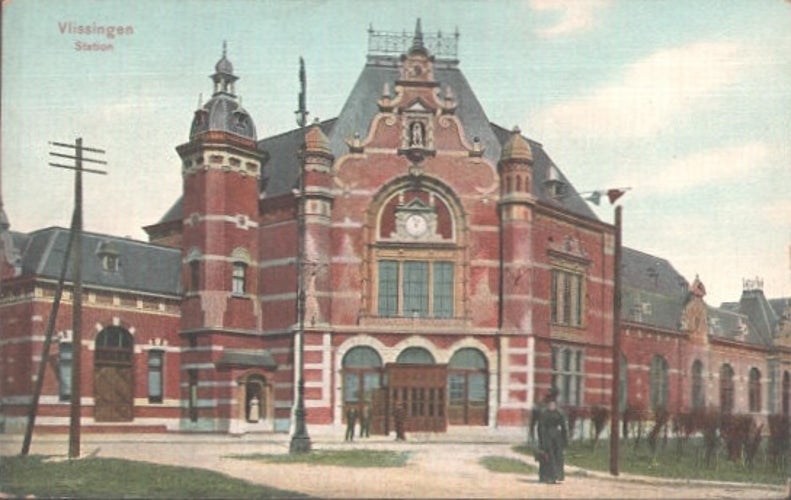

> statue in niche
[410,121,424,147]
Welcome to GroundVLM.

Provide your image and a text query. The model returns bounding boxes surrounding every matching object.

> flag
[607,189,626,204]
[585,191,602,205]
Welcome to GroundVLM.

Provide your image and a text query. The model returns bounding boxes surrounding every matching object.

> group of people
[344,404,371,441]
[532,387,569,485]
[344,402,408,441]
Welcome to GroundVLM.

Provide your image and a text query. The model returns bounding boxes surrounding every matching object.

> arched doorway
[94,326,134,422]
[387,346,446,432]
[342,346,383,433]
[244,374,267,423]
[448,348,488,426]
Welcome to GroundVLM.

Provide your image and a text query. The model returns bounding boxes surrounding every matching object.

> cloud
[641,141,771,195]
[535,41,750,139]
[530,0,611,38]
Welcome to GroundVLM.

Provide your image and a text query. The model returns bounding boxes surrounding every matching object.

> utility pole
[289,57,311,454]
[48,138,106,459]
[609,205,622,476]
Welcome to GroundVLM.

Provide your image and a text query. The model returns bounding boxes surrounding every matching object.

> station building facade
[1,24,789,436]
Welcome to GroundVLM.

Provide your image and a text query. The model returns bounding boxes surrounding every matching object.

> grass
[0,455,309,499]
[514,438,787,485]
[479,455,537,475]
[228,449,411,468]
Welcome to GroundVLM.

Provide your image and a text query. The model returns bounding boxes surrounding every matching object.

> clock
[405,214,428,237]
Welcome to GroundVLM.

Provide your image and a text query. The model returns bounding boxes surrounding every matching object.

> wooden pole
[609,205,622,476]
[68,137,83,459]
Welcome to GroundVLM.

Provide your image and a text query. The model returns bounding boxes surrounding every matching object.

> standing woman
[537,388,568,484]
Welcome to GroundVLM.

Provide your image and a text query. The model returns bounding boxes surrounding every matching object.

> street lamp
[290,57,311,454]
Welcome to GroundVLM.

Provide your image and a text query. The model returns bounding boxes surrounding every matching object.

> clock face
[405,214,428,237]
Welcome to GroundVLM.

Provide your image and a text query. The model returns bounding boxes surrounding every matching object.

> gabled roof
[11,227,181,296]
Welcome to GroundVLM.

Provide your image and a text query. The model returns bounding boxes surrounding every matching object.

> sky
[2,0,790,306]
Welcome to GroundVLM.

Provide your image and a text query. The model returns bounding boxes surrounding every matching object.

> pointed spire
[409,18,428,55]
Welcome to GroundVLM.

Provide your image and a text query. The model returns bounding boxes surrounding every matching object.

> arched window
[719,364,735,414]
[372,186,462,319]
[691,360,705,410]
[649,355,669,412]
[783,371,790,417]
[231,248,251,295]
[342,346,383,412]
[748,367,761,413]
[448,348,488,425]
[396,346,435,365]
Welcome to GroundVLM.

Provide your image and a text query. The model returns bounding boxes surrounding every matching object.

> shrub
[767,414,790,469]
[623,403,647,447]
[647,406,670,454]
[590,405,610,448]
[744,421,763,469]
[721,414,753,462]
[701,409,721,467]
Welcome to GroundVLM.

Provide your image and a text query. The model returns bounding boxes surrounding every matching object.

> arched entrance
[447,348,487,426]
[342,346,384,433]
[386,346,447,433]
[94,326,134,422]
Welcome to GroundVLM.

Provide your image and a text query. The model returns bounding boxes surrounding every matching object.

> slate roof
[620,247,689,331]
[156,54,599,225]
[10,227,181,296]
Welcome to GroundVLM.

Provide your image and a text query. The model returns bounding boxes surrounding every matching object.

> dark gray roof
[11,227,181,296]
[620,247,689,331]
[735,289,779,343]
[257,56,598,221]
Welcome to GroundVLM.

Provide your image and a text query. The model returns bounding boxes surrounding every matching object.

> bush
[768,414,790,469]
[701,409,721,467]
[590,405,610,448]
[623,403,648,448]
[648,406,670,454]
[721,414,753,462]
[744,421,763,469]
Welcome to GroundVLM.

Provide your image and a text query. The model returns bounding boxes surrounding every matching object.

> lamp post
[290,57,311,454]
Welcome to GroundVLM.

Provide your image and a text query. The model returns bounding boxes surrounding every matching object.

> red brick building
[2,23,789,436]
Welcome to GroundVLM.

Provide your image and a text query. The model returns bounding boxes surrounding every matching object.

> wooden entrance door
[94,327,134,422]
[386,363,447,432]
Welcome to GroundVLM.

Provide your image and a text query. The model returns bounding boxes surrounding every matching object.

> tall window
[188,369,198,422]
[649,355,669,411]
[148,350,164,403]
[619,353,628,412]
[748,367,761,413]
[551,269,584,327]
[719,364,734,414]
[551,346,583,406]
[58,342,72,401]
[342,346,383,413]
[448,348,488,425]
[377,260,454,318]
[691,360,705,410]
[783,371,790,417]
[189,260,200,292]
[232,262,247,295]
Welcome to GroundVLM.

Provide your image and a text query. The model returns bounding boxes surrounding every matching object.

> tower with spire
[176,43,266,431]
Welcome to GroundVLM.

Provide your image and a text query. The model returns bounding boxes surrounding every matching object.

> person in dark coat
[537,388,568,484]
[359,403,371,438]
[345,406,358,442]
[393,402,407,441]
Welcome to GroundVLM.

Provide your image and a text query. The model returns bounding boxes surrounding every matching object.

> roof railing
[367,25,459,60]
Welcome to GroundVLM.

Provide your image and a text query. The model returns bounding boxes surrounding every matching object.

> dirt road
[2,433,785,499]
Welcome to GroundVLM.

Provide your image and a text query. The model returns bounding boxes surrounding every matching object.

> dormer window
[96,240,120,273]
[103,254,119,272]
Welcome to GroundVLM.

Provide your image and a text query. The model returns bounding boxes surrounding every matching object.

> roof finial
[197,93,203,108]
[413,18,425,50]
[222,40,227,58]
